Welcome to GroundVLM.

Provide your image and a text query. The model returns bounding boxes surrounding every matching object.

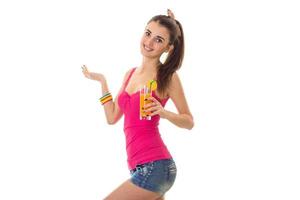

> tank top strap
[124,67,137,89]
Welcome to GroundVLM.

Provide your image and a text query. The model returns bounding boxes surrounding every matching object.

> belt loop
[136,164,143,171]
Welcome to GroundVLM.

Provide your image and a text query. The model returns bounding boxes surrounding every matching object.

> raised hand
[81,65,105,82]
[167,9,175,19]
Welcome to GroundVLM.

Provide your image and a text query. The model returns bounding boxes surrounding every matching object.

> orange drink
[139,85,152,120]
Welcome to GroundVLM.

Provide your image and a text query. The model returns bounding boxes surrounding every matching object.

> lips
[143,44,153,52]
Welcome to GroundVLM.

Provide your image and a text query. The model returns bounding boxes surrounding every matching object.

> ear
[165,44,174,53]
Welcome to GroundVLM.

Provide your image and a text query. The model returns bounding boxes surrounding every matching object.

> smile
[143,45,153,52]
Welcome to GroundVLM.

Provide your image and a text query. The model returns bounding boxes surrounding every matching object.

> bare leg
[104,179,162,200]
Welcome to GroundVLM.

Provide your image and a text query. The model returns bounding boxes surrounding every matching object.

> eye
[145,31,150,36]
[156,38,163,43]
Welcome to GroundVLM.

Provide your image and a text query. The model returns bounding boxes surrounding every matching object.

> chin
[140,49,153,58]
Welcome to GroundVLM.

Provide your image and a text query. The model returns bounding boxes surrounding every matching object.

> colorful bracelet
[99,92,113,105]
[99,92,112,104]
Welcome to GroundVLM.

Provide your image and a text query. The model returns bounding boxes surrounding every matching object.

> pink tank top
[118,67,172,170]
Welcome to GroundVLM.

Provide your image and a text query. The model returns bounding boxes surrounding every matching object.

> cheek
[155,44,167,53]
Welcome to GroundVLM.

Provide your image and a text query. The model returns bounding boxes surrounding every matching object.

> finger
[144,102,156,109]
[147,96,159,103]
[149,110,160,117]
[167,9,175,19]
[144,106,158,113]
[147,103,162,112]
[82,65,88,71]
[148,97,161,108]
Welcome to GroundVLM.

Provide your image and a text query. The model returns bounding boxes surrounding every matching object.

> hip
[129,158,177,195]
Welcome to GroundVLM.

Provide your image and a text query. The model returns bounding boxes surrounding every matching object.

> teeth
[144,45,153,51]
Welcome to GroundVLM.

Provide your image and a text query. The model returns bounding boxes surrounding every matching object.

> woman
[82,9,194,200]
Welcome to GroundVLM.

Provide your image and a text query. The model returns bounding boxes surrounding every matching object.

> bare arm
[164,72,194,129]
[102,70,131,124]
[82,65,131,125]
[146,72,194,130]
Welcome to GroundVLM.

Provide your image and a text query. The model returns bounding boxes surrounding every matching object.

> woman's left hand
[144,97,167,118]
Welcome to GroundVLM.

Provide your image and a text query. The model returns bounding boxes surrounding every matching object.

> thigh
[103,179,162,200]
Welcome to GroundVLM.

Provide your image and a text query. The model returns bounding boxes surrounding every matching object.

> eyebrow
[146,29,165,41]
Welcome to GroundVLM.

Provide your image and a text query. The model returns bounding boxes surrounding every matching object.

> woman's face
[140,21,173,58]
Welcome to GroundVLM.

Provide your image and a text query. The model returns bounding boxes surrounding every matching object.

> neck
[138,56,161,75]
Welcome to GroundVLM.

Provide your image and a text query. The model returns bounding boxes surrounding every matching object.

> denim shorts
[129,158,177,195]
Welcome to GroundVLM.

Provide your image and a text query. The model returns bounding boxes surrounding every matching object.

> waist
[124,123,159,132]
[124,114,160,130]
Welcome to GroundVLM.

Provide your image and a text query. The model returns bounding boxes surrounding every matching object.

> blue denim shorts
[129,158,177,195]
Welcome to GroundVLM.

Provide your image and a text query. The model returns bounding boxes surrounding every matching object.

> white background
[0,0,299,199]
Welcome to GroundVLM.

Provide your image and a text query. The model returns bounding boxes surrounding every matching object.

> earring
[160,52,169,64]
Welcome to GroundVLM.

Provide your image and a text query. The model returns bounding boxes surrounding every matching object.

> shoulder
[171,72,180,82]
[167,71,192,116]
[122,67,136,83]
[168,72,182,92]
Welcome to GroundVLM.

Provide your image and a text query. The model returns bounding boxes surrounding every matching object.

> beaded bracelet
[99,92,113,105]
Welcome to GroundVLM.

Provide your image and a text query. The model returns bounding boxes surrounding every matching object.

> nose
[144,37,154,48]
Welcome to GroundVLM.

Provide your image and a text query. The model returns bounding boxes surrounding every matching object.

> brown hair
[147,15,184,97]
